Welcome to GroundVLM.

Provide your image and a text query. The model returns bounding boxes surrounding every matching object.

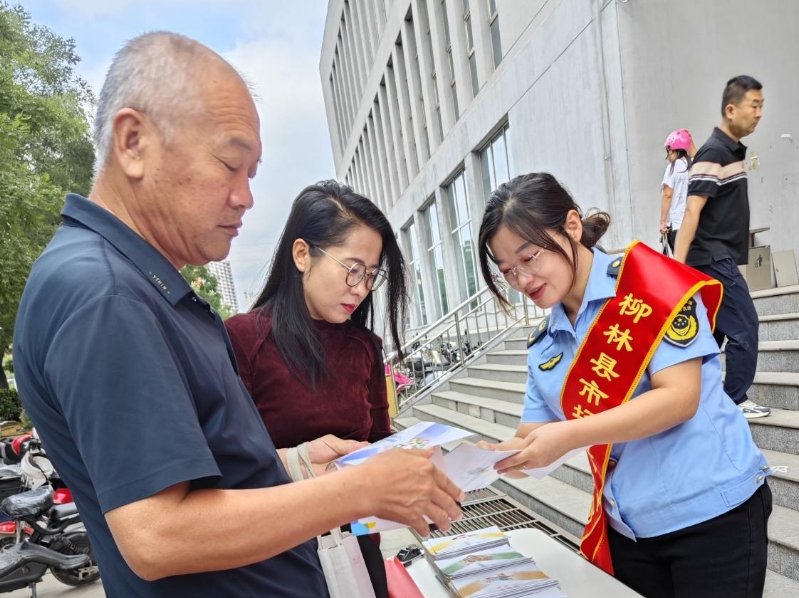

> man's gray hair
[92,32,222,177]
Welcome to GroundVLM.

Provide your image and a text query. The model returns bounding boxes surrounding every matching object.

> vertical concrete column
[467,0,495,87]
[385,62,410,191]
[362,0,380,53]
[436,183,463,306]
[345,1,366,90]
[368,113,392,211]
[340,23,360,126]
[405,6,435,158]
[443,0,474,110]
[428,0,457,132]
[392,41,420,179]
[351,0,374,78]
[376,91,400,205]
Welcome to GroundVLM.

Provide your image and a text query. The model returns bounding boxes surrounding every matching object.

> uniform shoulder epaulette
[527,315,551,349]
[607,256,624,278]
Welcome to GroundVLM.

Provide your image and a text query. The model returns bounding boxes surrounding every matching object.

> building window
[487,0,502,68]
[405,221,428,326]
[480,124,518,301]
[441,0,459,118]
[463,0,479,96]
[422,200,449,315]
[480,123,512,197]
[446,171,478,301]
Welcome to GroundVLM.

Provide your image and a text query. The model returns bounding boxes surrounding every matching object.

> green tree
[0,3,95,388]
[180,265,236,320]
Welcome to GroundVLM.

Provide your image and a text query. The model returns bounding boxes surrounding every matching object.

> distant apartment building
[208,260,239,313]
[321,0,799,332]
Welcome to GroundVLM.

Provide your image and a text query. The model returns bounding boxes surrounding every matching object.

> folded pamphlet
[436,544,532,580]
[449,562,562,598]
[422,525,508,560]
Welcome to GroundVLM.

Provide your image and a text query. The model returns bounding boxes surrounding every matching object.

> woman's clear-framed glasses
[316,247,388,291]
[496,249,545,286]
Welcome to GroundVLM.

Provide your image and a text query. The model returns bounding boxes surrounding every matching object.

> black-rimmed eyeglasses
[316,247,388,291]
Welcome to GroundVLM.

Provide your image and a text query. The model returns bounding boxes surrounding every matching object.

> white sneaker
[738,399,771,419]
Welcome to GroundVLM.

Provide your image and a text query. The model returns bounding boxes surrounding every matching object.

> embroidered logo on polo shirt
[148,271,170,295]
[538,352,563,371]
[664,298,699,347]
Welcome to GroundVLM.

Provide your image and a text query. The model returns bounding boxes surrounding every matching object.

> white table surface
[406,528,644,598]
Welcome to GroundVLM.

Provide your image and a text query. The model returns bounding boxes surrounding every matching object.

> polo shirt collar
[549,248,617,333]
[712,126,747,154]
[61,194,193,306]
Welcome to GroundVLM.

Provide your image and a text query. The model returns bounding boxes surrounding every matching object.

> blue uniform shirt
[13,195,328,597]
[522,248,770,539]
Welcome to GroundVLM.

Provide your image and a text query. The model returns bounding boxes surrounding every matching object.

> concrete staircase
[394,284,799,595]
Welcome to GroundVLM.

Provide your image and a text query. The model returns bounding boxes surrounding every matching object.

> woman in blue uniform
[477,172,771,598]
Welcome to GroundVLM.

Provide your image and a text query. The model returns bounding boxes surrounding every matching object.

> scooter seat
[0,541,89,578]
[0,487,53,519]
[49,501,78,521]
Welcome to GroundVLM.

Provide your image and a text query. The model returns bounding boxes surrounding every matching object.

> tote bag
[317,527,377,598]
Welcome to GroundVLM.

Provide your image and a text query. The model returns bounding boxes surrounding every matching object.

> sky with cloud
[23,0,336,309]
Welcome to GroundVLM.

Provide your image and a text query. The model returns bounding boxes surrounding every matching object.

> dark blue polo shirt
[13,195,327,597]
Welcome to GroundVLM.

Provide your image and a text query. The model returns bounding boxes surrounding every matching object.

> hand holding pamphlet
[328,421,586,535]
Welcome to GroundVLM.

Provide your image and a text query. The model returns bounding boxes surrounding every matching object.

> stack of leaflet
[423,526,565,598]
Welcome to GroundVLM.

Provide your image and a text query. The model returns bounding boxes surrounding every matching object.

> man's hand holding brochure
[327,421,586,535]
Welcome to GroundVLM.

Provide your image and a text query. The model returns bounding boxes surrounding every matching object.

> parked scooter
[0,486,97,596]
[0,435,99,595]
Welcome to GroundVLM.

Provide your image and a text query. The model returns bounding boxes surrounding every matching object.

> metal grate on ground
[414,487,581,554]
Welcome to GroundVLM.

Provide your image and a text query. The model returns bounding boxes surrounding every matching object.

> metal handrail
[387,285,547,414]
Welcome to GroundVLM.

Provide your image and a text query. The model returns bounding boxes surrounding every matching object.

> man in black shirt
[674,75,768,418]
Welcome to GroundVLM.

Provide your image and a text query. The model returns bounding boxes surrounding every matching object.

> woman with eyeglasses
[476,173,770,598]
[224,180,407,598]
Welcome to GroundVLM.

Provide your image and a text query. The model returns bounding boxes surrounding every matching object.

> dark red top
[224,309,392,449]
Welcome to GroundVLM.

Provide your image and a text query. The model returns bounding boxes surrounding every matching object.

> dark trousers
[608,481,772,598]
[694,257,759,404]
[357,534,389,598]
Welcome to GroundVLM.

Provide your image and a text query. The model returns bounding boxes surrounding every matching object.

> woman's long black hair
[668,149,692,176]
[477,172,610,306]
[252,180,408,388]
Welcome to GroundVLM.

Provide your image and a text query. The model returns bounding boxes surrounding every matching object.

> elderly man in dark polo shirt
[13,32,463,597]
[674,75,769,419]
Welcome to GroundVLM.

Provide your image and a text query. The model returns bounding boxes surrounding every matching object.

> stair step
[447,377,526,404]
[392,416,422,431]
[769,504,799,581]
[486,349,530,366]
[467,363,527,384]
[765,569,799,598]
[749,408,799,455]
[492,474,589,542]
[760,312,799,342]
[753,285,799,317]
[504,337,531,351]
[754,341,799,373]
[432,391,523,429]
[411,403,514,443]
[761,449,799,510]
[750,372,799,411]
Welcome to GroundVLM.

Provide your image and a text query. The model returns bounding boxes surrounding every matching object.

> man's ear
[111,108,154,180]
[292,239,311,273]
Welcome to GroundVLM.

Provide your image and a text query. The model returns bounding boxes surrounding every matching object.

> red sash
[560,241,722,575]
